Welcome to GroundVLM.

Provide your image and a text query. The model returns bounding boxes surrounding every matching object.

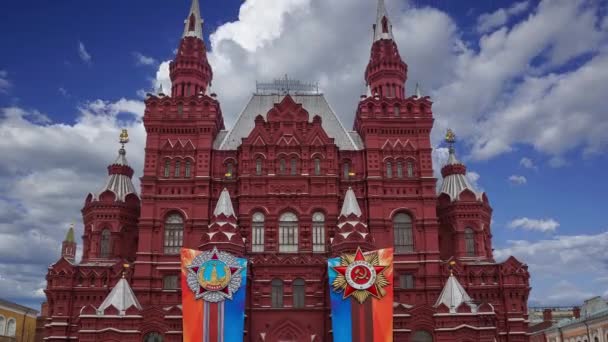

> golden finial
[445,129,456,145]
[449,260,456,276]
[122,263,130,278]
[119,129,129,146]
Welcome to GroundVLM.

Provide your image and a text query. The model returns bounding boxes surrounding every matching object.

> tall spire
[183,0,203,40]
[61,223,77,263]
[64,223,75,243]
[373,0,394,42]
[439,129,483,202]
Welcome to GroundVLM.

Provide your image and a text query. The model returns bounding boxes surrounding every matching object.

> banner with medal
[328,247,394,342]
[181,247,247,342]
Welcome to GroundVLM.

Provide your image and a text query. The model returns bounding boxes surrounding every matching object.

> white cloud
[58,87,69,97]
[508,217,560,232]
[477,1,530,34]
[133,52,156,66]
[519,157,537,170]
[78,41,92,64]
[0,70,12,94]
[508,175,527,185]
[495,231,608,305]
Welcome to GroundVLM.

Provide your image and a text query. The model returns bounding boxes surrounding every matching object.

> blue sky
[0,0,607,310]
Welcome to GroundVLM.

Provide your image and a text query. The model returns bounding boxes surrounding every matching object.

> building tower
[61,224,77,263]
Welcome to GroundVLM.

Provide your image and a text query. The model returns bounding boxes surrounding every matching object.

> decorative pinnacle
[122,263,130,278]
[65,223,75,243]
[445,129,456,151]
[415,82,422,98]
[119,129,129,154]
[448,260,456,276]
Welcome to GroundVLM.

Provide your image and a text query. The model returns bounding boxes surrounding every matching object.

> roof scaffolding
[255,75,319,95]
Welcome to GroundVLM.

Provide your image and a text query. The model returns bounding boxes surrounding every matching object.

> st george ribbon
[328,247,394,342]
[181,247,247,342]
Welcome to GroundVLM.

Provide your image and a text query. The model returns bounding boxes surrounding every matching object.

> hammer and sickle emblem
[353,267,370,281]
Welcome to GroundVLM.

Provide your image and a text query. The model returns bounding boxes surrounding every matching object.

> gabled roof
[340,187,362,218]
[213,188,236,217]
[434,273,476,313]
[98,277,142,315]
[215,94,363,151]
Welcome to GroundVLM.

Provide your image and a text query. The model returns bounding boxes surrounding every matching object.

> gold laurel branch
[332,275,347,291]
[352,290,369,304]
[365,252,379,266]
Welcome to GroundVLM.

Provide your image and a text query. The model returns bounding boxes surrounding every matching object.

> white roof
[216,94,363,151]
[434,274,475,313]
[340,187,362,218]
[98,277,142,315]
[213,188,236,217]
[439,149,483,202]
[93,148,138,202]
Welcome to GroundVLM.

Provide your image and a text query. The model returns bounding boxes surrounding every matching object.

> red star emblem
[332,247,388,302]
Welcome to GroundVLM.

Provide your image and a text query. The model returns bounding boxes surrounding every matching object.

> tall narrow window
[397,161,403,178]
[178,103,183,115]
[271,279,284,308]
[185,160,191,178]
[163,275,179,290]
[6,318,16,337]
[312,212,325,252]
[164,214,184,255]
[280,158,286,175]
[394,213,413,253]
[399,274,414,289]
[256,158,263,175]
[290,158,297,175]
[293,278,306,308]
[174,160,181,177]
[251,212,265,252]
[386,161,392,178]
[465,228,475,257]
[164,160,170,178]
[382,16,389,33]
[100,229,111,258]
[394,105,400,117]
[343,162,350,179]
[279,212,298,253]
[407,161,414,177]
[0,315,6,335]
[314,158,321,176]
[226,162,233,178]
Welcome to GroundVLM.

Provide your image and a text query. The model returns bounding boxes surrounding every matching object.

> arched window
[397,161,403,178]
[279,212,298,253]
[293,278,306,308]
[0,315,5,336]
[256,158,263,175]
[144,332,164,342]
[290,158,297,175]
[100,229,111,258]
[226,162,233,179]
[251,212,265,252]
[343,162,351,179]
[386,161,392,178]
[412,330,433,342]
[178,103,184,115]
[280,158,286,175]
[407,161,414,177]
[174,160,181,177]
[394,104,400,117]
[271,279,284,308]
[164,160,170,178]
[394,213,413,253]
[312,212,325,253]
[6,318,16,337]
[314,158,321,176]
[185,160,192,178]
[164,214,184,255]
[465,228,475,257]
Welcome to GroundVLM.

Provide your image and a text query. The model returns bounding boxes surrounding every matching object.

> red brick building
[42,0,531,341]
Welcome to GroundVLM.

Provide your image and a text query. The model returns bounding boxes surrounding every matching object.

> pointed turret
[182,0,203,40]
[331,187,374,255]
[373,0,394,42]
[61,224,77,263]
[200,188,245,255]
[439,129,483,202]
[365,0,408,99]
[97,274,142,316]
[170,0,213,97]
